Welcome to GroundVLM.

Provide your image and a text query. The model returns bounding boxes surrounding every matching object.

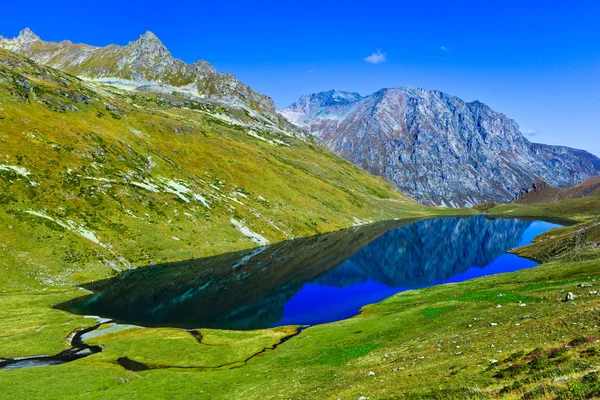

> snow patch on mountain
[0,164,37,185]
[25,210,105,247]
[230,218,269,245]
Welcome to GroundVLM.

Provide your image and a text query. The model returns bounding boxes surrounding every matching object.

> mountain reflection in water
[56,217,561,329]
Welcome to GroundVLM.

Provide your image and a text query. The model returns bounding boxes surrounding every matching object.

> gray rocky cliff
[279,87,600,206]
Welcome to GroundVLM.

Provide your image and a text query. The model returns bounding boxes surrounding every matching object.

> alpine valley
[279,89,600,207]
[0,29,436,289]
[3,26,600,400]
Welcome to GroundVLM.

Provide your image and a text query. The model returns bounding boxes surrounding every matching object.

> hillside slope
[3,202,600,399]
[0,49,434,290]
[279,88,600,207]
[514,176,600,204]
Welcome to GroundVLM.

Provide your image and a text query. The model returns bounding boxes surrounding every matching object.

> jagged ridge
[0,28,281,124]
[279,87,600,207]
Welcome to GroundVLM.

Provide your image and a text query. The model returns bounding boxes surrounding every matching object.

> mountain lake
[56,216,564,330]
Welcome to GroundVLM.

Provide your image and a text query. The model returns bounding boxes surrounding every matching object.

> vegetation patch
[456,290,534,303]
[312,343,379,366]
[422,306,455,319]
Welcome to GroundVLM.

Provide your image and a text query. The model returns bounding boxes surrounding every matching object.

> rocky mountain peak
[127,31,171,59]
[139,30,160,42]
[467,100,487,108]
[18,28,41,43]
[0,28,297,137]
[287,90,363,115]
[278,87,600,207]
[192,59,217,78]
[309,89,362,107]
[467,100,503,118]
[0,28,43,53]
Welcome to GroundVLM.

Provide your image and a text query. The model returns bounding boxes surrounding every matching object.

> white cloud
[520,128,539,136]
[440,46,450,52]
[365,50,386,64]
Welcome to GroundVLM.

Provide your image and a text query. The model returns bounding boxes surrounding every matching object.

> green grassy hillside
[480,194,600,221]
[1,199,600,399]
[0,49,452,290]
[5,46,600,400]
[514,177,600,204]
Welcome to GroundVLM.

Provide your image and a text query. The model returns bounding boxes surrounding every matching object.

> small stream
[0,322,106,369]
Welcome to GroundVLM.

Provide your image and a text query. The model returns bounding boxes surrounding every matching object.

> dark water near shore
[56,216,561,330]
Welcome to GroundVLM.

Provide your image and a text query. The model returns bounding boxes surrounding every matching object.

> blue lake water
[57,217,563,330]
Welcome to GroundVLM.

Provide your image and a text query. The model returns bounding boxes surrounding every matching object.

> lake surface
[56,216,562,330]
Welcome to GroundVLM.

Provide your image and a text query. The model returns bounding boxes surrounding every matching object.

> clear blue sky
[2,0,599,155]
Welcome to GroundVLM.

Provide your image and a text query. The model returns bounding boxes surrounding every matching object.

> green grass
[3,48,600,399]
[455,291,535,303]
[312,344,380,366]
[85,325,299,370]
[486,195,600,222]
[0,290,94,357]
[511,217,600,263]
[3,251,600,399]
[422,306,455,319]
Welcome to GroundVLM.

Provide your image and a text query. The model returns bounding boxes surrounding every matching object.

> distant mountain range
[2,28,598,210]
[279,88,600,207]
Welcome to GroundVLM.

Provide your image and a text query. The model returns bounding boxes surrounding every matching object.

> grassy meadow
[2,47,600,399]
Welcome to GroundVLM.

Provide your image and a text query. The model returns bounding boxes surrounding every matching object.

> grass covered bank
[1,198,600,399]
[2,242,600,399]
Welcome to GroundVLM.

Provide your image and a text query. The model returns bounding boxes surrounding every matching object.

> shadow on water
[55,216,562,330]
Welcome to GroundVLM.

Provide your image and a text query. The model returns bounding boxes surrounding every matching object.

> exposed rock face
[279,87,600,206]
[0,28,280,122]
[278,89,363,125]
